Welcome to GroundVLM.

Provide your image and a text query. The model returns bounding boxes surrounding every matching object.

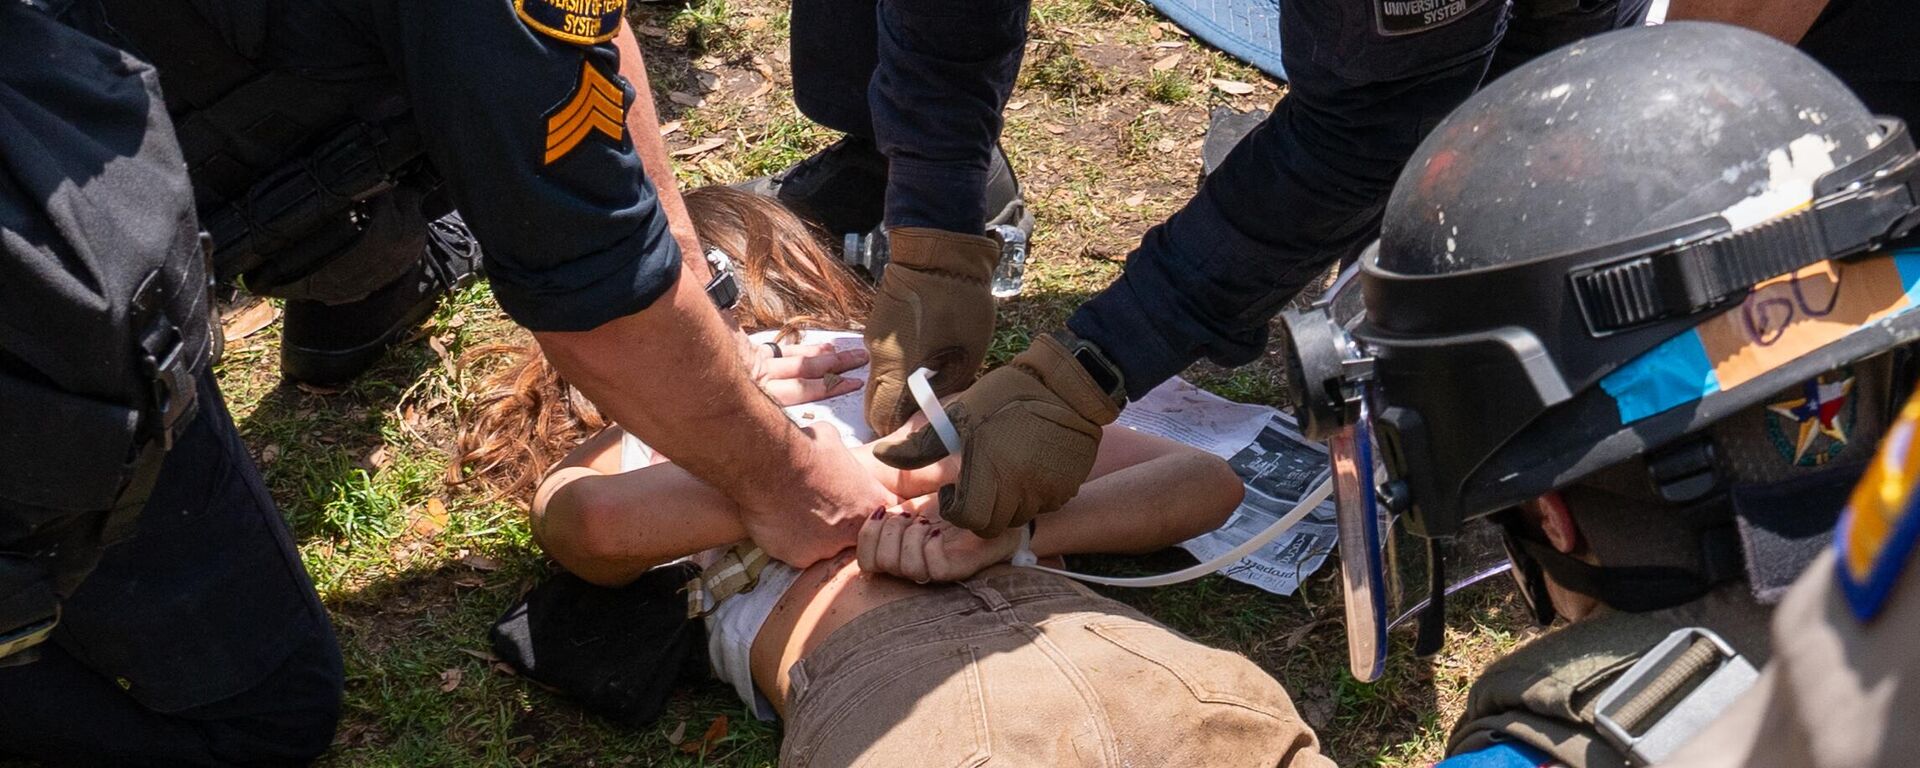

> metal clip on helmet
[1277,22,1920,682]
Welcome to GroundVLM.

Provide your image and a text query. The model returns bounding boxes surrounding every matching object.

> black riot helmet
[1278,22,1920,681]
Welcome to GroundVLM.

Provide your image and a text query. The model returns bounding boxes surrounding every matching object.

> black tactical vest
[0,4,212,658]
[59,0,439,301]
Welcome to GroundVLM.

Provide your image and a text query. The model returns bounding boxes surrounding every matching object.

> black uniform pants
[789,0,1030,234]
[0,372,343,767]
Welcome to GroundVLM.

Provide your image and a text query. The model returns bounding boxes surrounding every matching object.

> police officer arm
[384,5,885,566]
[533,272,890,567]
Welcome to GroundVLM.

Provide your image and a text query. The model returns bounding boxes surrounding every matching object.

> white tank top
[617,330,871,721]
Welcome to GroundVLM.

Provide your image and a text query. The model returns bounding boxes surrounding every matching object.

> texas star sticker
[1767,375,1855,465]
[544,60,625,165]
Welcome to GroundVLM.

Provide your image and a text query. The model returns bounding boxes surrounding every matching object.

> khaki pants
[779,567,1333,767]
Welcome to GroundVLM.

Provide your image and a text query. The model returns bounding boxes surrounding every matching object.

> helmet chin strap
[907,368,1335,588]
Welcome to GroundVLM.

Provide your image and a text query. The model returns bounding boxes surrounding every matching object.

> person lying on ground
[454,186,1335,766]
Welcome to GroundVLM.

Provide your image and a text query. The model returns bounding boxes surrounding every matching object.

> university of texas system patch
[543,59,626,165]
[517,0,627,45]
[1375,0,1489,35]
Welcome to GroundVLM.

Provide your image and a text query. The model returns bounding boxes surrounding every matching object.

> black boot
[735,137,1033,238]
[279,212,482,387]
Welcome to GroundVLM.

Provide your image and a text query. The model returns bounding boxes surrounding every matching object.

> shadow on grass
[230,339,442,547]
[318,557,779,767]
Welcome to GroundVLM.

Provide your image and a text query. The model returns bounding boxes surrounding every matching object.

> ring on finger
[764,342,782,358]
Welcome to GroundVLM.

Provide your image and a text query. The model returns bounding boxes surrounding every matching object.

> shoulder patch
[516,0,627,45]
[1375,0,1490,36]
[1765,370,1857,466]
[1836,389,1920,622]
[543,59,627,165]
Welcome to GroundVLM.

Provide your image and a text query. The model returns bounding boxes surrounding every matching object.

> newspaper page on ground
[1116,379,1337,595]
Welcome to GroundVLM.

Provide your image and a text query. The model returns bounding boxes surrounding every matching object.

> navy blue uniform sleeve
[378,0,679,332]
[1069,0,1643,398]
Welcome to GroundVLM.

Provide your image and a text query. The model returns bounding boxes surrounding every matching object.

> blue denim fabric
[1070,0,1649,398]
[0,372,343,766]
[789,0,1030,233]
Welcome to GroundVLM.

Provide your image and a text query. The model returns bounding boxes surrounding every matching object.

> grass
[190,0,1535,764]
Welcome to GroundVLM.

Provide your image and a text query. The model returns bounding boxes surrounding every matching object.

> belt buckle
[1591,626,1760,766]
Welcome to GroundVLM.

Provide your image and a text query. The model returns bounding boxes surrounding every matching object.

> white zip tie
[908,367,962,456]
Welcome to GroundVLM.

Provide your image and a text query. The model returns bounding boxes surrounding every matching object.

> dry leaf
[1151,53,1183,72]
[366,446,392,471]
[1124,191,1146,207]
[410,498,449,537]
[658,120,683,137]
[637,24,669,38]
[222,300,279,340]
[670,137,728,157]
[1210,78,1257,95]
[1043,123,1068,135]
[745,78,774,99]
[516,745,536,762]
[680,714,729,754]
[259,443,281,466]
[668,91,705,108]
[1152,40,1185,49]
[491,661,517,677]
[1005,100,1029,111]
[458,648,498,663]
[438,667,463,693]
[666,720,688,746]
[461,554,502,572]
[1155,137,1177,153]
[295,382,344,396]
[426,334,455,379]
[1158,21,1192,37]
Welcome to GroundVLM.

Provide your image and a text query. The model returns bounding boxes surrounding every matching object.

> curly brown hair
[449,187,872,502]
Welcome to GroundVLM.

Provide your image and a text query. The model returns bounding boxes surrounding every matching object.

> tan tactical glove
[873,333,1122,536]
[863,227,999,435]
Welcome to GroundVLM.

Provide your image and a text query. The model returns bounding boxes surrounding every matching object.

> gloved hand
[863,227,999,435]
[872,333,1121,536]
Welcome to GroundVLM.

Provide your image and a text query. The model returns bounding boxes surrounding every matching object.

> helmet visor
[1333,398,1391,682]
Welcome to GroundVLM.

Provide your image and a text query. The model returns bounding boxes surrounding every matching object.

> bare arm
[533,425,959,586]
[1031,429,1244,557]
[533,427,750,586]
[533,39,888,569]
[857,427,1245,580]
[613,23,705,282]
[1665,0,1829,44]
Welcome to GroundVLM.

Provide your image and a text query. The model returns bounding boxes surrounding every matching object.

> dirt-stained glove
[863,227,999,435]
[872,333,1123,536]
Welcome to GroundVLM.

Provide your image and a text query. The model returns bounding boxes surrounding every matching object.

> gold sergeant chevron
[544,60,625,165]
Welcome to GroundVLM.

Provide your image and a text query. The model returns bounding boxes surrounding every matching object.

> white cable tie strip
[1015,475,1334,588]
[908,367,963,456]
[1011,521,1038,567]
